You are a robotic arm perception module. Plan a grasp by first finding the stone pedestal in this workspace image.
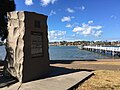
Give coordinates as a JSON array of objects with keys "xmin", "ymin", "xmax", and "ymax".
[{"xmin": 6, "ymin": 11, "xmax": 49, "ymax": 82}]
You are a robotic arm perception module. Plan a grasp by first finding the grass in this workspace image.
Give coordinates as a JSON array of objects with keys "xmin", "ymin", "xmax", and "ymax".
[
  {"xmin": 77, "ymin": 70, "xmax": 120, "ymax": 90},
  {"xmin": 77, "ymin": 62, "xmax": 120, "ymax": 65}
]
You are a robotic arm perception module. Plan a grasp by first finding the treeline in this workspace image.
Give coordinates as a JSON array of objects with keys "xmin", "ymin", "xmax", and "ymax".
[{"xmin": 49, "ymin": 41, "xmax": 120, "ymax": 46}]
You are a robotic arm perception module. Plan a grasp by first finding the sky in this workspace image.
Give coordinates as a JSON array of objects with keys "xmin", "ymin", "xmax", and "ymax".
[{"xmin": 14, "ymin": 0, "xmax": 120, "ymax": 42}]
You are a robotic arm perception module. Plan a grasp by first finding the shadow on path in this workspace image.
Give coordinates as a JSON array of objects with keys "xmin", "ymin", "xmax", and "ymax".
[
  {"xmin": 0, "ymin": 65, "xmax": 92, "ymax": 88},
  {"xmin": 48, "ymin": 66, "xmax": 89, "ymax": 77},
  {"xmin": 50, "ymin": 60, "xmax": 97, "ymax": 64},
  {"xmin": 0, "ymin": 66, "xmax": 18, "ymax": 88}
]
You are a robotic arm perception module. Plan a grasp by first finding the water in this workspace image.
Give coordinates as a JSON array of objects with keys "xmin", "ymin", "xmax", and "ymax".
[
  {"xmin": 0, "ymin": 46, "xmax": 119, "ymax": 61},
  {"xmin": 49, "ymin": 46, "xmax": 116, "ymax": 60},
  {"xmin": 0, "ymin": 46, "xmax": 6, "ymax": 60}
]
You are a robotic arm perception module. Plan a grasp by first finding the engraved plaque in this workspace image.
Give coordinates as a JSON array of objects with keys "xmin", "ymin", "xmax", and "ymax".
[{"xmin": 31, "ymin": 31, "xmax": 43, "ymax": 57}]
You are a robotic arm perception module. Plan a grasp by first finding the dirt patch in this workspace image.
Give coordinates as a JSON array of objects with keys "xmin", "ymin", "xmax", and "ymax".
[{"xmin": 51, "ymin": 60, "xmax": 120, "ymax": 71}]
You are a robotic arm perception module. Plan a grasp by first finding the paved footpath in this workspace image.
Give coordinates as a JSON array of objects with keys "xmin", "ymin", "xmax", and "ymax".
[{"xmin": 1, "ymin": 71, "xmax": 93, "ymax": 90}]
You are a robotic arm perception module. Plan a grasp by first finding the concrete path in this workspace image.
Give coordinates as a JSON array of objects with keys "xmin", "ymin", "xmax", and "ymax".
[{"xmin": 1, "ymin": 71, "xmax": 93, "ymax": 90}]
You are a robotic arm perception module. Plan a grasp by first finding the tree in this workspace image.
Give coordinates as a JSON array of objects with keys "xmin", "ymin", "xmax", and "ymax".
[
  {"xmin": 0, "ymin": 0, "xmax": 16, "ymax": 76},
  {"xmin": 0, "ymin": 0, "xmax": 16, "ymax": 41}
]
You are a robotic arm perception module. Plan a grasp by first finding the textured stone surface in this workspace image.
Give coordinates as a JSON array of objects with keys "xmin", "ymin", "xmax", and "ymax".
[
  {"xmin": 6, "ymin": 11, "xmax": 49, "ymax": 82},
  {"xmin": 8, "ymin": 11, "xmax": 18, "ymax": 19},
  {"xmin": 6, "ymin": 11, "xmax": 25, "ymax": 82}
]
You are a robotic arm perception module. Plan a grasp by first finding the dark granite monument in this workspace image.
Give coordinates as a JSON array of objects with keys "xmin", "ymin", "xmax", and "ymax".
[{"xmin": 6, "ymin": 11, "xmax": 49, "ymax": 82}]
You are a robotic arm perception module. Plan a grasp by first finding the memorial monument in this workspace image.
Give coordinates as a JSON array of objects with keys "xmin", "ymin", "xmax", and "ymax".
[{"xmin": 5, "ymin": 11, "xmax": 49, "ymax": 82}]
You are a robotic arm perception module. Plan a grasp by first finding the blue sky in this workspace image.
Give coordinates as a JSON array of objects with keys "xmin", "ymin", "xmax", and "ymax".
[{"xmin": 15, "ymin": 0, "xmax": 120, "ymax": 42}]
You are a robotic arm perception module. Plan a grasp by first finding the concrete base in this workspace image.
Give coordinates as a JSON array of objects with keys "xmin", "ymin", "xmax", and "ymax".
[{"xmin": 1, "ymin": 70, "xmax": 93, "ymax": 90}]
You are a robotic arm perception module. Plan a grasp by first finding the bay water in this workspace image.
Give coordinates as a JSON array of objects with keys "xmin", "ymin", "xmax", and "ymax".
[
  {"xmin": 0, "ymin": 46, "xmax": 6, "ymax": 60},
  {"xmin": 0, "ymin": 46, "xmax": 119, "ymax": 61},
  {"xmin": 49, "ymin": 46, "xmax": 117, "ymax": 60}
]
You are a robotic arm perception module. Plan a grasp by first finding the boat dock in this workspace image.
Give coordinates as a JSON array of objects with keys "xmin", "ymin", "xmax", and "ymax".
[{"xmin": 78, "ymin": 46, "xmax": 120, "ymax": 57}]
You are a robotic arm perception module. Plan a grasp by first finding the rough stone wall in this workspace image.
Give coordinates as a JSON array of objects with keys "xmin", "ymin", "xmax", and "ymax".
[{"xmin": 6, "ymin": 11, "xmax": 25, "ymax": 82}]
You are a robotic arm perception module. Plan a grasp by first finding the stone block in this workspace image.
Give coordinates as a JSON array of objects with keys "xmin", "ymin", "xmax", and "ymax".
[{"xmin": 6, "ymin": 11, "xmax": 49, "ymax": 83}]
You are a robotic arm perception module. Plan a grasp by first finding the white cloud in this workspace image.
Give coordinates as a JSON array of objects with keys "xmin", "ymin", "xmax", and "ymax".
[
  {"xmin": 66, "ymin": 23, "xmax": 79, "ymax": 28},
  {"xmin": 94, "ymin": 30, "xmax": 102, "ymax": 37},
  {"xmin": 61, "ymin": 16, "xmax": 71, "ymax": 22},
  {"xmin": 88, "ymin": 20, "xmax": 93, "ymax": 24},
  {"xmin": 66, "ymin": 24, "xmax": 73, "ymax": 28},
  {"xmin": 40, "ymin": 0, "xmax": 57, "ymax": 6},
  {"xmin": 49, "ymin": 10, "xmax": 56, "ymax": 16},
  {"xmin": 61, "ymin": 16, "xmax": 74, "ymax": 22},
  {"xmin": 73, "ymin": 20, "xmax": 103, "ymax": 37},
  {"xmin": 25, "ymin": 0, "xmax": 33, "ymax": 6},
  {"xmin": 67, "ymin": 8, "xmax": 75, "ymax": 13},
  {"xmin": 48, "ymin": 30, "xmax": 66, "ymax": 41},
  {"xmin": 73, "ymin": 26, "xmax": 84, "ymax": 32}
]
